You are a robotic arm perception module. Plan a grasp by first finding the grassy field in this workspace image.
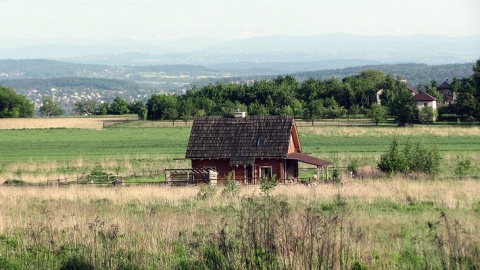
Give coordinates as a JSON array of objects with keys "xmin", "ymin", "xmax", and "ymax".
[
  {"xmin": 1, "ymin": 120, "xmax": 479, "ymax": 183},
  {"xmin": 0, "ymin": 180, "xmax": 479, "ymax": 269},
  {"xmin": 0, "ymin": 118, "xmax": 479, "ymax": 269}
]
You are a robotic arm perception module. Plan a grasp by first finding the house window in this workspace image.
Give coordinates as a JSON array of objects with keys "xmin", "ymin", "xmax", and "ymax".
[
  {"xmin": 424, "ymin": 103, "xmax": 428, "ymax": 107},
  {"xmin": 257, "ymin": 137, "xmax": 266, "ymax": 146},
  {"xmin": 259, "ymin": 166, "xmax": 272, "ymax": 180}
]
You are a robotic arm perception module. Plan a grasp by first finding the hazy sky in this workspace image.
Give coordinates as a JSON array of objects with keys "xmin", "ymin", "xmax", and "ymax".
[{"xmin": 2, "ymin": 0, "xmax": 480, "ymax": 42}]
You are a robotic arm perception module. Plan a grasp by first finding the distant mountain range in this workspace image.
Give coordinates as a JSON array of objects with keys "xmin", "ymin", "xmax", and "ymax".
[{"xmin": 1, "ymin": 34, "xmax": 479, "ymax": 71}]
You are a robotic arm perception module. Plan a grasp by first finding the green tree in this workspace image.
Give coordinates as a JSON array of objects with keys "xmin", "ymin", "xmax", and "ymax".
[
  {"xmin": 366, "ymin": 104, "xmax": 387, "ymax": 125},
  {"xmin": 377, "ymin": 138, "xmax": 406, "ymax": 175},
  {"xmin": 418, "ymin": 106, "xmax": 436, "ymax": 124},
  {"xmin": 452, "ymin": 71, "xmax": 479, "ymax": 118},
  {"xmin": 179, "ymin": 98, "xmax": 196, "ymax": 124},
  {"xmin": 146, "ymin": 94, "xmax": 178, "ymax": 120},
  {"xmin": 348, "ymin": 104, "xmax": 363, "ymax": 118},
  {"xmin": 303, "ymin": 99, "xmax": 325, "ymax": 125},
  {"xmin": 386, "ymin": 87, "xmax": 417, "ymax": 126},
  {"xmin": 379, "ymin": 138, "xmax": 441, "ymax": 176},
  {"xmin": 0, "ymin": 86, "xmax": 34, "ymax": 118},
  {"xmin": 472, "ymin": 59, "xmax": 480, "ymax": 117},
  {"xmin": 164, "ymin": 107, "xmax": 179, "ymax": 126},
  {"xmin": 248, "ymin": 101, "xmax": 269, "ymax": 116},
  {"xmin": 138, "ymin": 107, "xmax": 148, "ymax": 121},
  {"xmin": 39, "ymin": 96, "xmax": 64, "ymax": 117},
  {"xmin": 72, "ymin": 99, "xmax": 99, "ymax": 115},
  {"xmin": 109, "ymin": 96, "xmax": 130, "ymax": 115},
  {"xmin": 455, "ymin": 92, "xmax": 477, "ymax": 118},
  {"xmin": 128, "ymin": 100, "xmax": 145, "ymax": 115}
]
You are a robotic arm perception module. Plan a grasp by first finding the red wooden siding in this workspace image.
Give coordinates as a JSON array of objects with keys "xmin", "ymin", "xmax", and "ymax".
[{"xmin": 191, "ymin": 158, "xmax": 299, "ymax": 184}]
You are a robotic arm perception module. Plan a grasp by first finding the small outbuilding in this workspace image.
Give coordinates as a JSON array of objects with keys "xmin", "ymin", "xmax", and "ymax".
[{"xmin": 185, "ymin": 114, "xmax": 331, "ymax": 185}]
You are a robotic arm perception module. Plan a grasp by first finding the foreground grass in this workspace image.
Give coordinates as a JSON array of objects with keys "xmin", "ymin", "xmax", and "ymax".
[{"xmin": 1, "ymin": 179, "xmax": 479, "ymax": 269}]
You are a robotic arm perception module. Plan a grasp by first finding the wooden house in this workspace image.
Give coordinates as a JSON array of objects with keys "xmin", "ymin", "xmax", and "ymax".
[{"xmin": 185, "ymin": 114, "xmax": 331, "ymax": 185}]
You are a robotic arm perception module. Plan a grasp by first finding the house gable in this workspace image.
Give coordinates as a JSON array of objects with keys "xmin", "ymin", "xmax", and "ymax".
[{"xmin": 288, "ymin": 122, "xmax": 301, "ymax": 153}]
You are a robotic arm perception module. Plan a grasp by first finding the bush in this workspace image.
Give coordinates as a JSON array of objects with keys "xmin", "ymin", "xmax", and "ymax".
[
  {"xmin": 378, "ymin": 138, "xmax": 441, "ymax": 176},
  {"xmin": 454, "ymin": 155, "xmax": 472, "ymax": 176},
  {"xmin": 89, "ymin": 165, "xmax": 110, "ymax": 182},
  {"xmin": 377, "ymin": 138, "xmax": 407, "ymax": 175},
  {"xmin": 3, "ymin": 179, "xmax": 30, "ymax": 186},
  {"xmin": 197, "ymin": 184, "xmax": 217, "ymax": 200},
  {"xmin": 221, "ymin": 173, "xmax": 240, "ymax": 198},
  {"xmin": 347, "ymin": 159, "xmax": 359, "ymax": 176},
  {"xmin": 60, "ymin": 256, "xmax": 94, "ymax": 270},
  {"xmin": 260, "ymin": 175, "xmax": 278, "ymax": 196}
]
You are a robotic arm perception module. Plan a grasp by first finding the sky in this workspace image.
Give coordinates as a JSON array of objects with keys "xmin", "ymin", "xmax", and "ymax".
[{"xmin": 1, "ymin": 0, "xmax": 480, "ymax": 43}]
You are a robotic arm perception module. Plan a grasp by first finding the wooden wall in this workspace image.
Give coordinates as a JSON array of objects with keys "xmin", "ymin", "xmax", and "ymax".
[{"xmin": 192, "ymin": 158, "xmax": 299, "ymax": 185}]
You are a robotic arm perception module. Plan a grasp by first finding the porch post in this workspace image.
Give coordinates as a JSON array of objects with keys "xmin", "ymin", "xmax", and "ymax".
[{"xmin": 244, "ymin": 166, "xmax": 246, "ymax": 184}]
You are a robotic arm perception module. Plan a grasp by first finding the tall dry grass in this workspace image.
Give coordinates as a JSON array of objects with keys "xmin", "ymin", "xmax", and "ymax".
[
  {"xmin": 302, "ymin": 125, "xmax": 480, "ymax": 137},
  {"xmin": 0, "ymin": 155, "xmax": 190, "ymax": 183},
  {"xmin": 1, "ymin": 180, "xmax": 479, "ymax": 269}
]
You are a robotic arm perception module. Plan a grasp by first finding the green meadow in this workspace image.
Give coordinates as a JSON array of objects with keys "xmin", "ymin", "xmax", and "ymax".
[
  {"xmin": 0, "ymin": 121, "xmax": 479, "ymax": 269},
  {"xmin": 1, "ymin": 123, "xmax": 479, "ymax": 183},
  {"xmin": 1, "ymin": 125, "xmax": 479, "ymax": 162}
]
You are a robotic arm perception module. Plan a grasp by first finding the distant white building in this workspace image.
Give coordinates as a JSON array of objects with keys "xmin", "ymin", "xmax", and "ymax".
[{"xmin": 414, "ymin": 92, "xmax": 437, "ymax": 110}]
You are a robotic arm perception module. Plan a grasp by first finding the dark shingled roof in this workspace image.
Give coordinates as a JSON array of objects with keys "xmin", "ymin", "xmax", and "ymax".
[
  {"xmin": 186, "ymin": 115, "xmax": 295, "ymax": 166},
  {"xmin": 438, "ymin": 80, "xmax": 452, "ymax": 90}
]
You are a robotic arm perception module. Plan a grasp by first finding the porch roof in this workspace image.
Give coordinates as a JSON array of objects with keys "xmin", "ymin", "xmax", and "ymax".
[{"xmin": 287, "ymin": 152, "xmax": 332, "ymax": 167}]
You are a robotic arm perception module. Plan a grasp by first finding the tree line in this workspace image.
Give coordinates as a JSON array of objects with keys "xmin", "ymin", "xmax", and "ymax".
[{"xmin": 2, "ymin": 59, "xmax": 479, "ymax": 124}]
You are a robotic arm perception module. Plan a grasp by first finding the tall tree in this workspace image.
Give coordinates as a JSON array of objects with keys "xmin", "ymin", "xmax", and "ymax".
[
  {"xmin": 72, "ymin": 99, "xmax": 100, "ymax": 115},
  {"xmin": 453, "ymin": 77, "xmax": 478, "ymax": 118},
  {"xmin": 366, "ymin": 104, "xmax": 388, "ymax": 125},
  {"xmin": 39, "ymin": 96, "xmax": 64, "ymax": 117},
  {"xmin": 109, "ymin": 96, "xmax": 130, "ymax": 115},
  {"xmin": 419, "ymin": 106, "xmax": 436, "ymax": 124},
  {"xmin": 0, "ymin": 86, "xmax": 34, "ymax": 118},
  {"xmin": 381, "ymin": 80, "xmax": 417, "ymax": 126},
  {"xmin": 472, "ymin": 59, "xmax": 480, "ymax": 117},
  {"xmin": 303, "ymin": 99, "xmax": 325, "ymax": 126},
  {"xmin": 146, "ymin": 94, "xmax": 178, "ymax": 120}
]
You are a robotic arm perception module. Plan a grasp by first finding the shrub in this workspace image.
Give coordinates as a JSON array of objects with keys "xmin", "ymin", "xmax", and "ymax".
[
  {"xmin": 454, "ymin": 155, "xmax": 472, "ymax": 176},
  {"xmin": 3, "ymin": 179, "xmax": 30, "ymax": 186},
  {"xmin": 196, "ymin": 184, "xmax": 217, "ymax": 200},
  {"xmin": 221, "ymin": 173, "xmax": 240, "ymax": 198},
  {"xmin": 378, "ymin": 138, "xmax": 441, "ymax": 177},
  {"xmin": 60, "ymin": 256, "xmax": 94, "ymax": 270},
  {"xmin": 260, "ymin": 174, "xmax": 278, "ymax": 196},
  {"xmin": 347, "ymin": 158, "xmax": 359, "ymax": 176},
  {"xmin": 377, "ymin": 138, "xmax": 406, "ymax": 175},
  {"xmin": 90, "ymin": 165, "xmax": 110, "ymax": 182}
]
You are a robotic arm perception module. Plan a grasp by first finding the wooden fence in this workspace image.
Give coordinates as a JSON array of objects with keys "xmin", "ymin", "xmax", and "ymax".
[{"xmin": 38, "ymin": 166, "xmax": 364, "ymax": 187}]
